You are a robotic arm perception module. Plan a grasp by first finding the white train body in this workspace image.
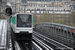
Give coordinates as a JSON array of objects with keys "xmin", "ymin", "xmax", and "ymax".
[
  {"xmin": 11, "ymin": 21, "xmax": 33, "ymax": 33},
  {"xmin": 10, "ymin": 13, "xmax": 33, "ymax": 40}
]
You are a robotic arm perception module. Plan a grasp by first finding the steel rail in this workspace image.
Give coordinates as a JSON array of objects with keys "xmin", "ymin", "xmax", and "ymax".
[
  {"xmin": 33, "ymin": 31, "xmax": 73, "ymax": 50},
  {"xmin": 33, "ymin": 36, "xmax": 53, "ymax": 50}
]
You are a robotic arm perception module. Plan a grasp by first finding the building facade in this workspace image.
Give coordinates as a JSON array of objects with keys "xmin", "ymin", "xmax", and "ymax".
[
  {"xmin": 0, "ymin": 0, "xmax": 6, "ymax": 14},
  {"xmin": 70, "ymin": 0, "xmax": 75, "ymax": 12},
  {"xmin": 16, "ymin": 0, "xmax": 71, "ymax": 15}
]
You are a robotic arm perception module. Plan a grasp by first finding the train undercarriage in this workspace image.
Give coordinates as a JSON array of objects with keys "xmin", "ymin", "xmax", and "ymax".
[
  {"xmin": 14, "ymin": 32, "xmax": 32, "ymax": 41},
  {"xmin": 11, "ymin": 28, "xmax": 32, "ymax": 41}
]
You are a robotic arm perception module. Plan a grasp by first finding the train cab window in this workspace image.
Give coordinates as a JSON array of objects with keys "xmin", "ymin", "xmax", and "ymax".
[{"xmin": 17, "ymin": 14, "xmax": 32, "ymax": 27}]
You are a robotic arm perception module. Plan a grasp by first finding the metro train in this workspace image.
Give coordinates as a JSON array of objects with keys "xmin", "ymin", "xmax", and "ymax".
[{"xmin": 11, "ymin": 13, "xmax": 33, "ymax": 40}]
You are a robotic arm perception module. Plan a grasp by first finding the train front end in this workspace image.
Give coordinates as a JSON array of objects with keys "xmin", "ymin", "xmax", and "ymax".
[{"xmin": 12, "ymin": 13, "xmax": 33, "ymax": 41}]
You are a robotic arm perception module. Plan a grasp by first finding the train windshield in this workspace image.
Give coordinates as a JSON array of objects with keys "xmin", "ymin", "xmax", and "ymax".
[{"xmin": 17, "ymin": 14, "xmax": 32, "ymax": 27}]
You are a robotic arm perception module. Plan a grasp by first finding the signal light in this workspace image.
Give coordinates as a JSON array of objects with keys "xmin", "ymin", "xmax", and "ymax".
[
  {"xmin": 72, "ymin": 30, "xmax": 75, "ymax": 33},
  {"xmin": 68, "ymin": 29, "xmax": 71, "ymax": 32}
]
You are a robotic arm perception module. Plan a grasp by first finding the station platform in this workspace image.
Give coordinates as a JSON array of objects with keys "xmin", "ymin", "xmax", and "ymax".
[{"xmin": 0, "ymin": 20, "xmax": 7, "ymax": 50}]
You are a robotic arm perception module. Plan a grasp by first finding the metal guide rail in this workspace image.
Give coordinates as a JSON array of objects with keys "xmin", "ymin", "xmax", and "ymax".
[
  {"xmin": 0, "ymin": 20, "xmax": 7, "ymax": 50},
  {"xmin": 14, "ymin": 32, "xmax": 73, "ymax": 50},
  {"xmin": 33, "ymin": 36, "xmax": 54, "ymax": 50},
  {"xmin": 14, "ymin": 41, "xmax": 43, "ymax": 50},
  {"xmin": 35, "ymin": 23, "xmax": 75, "ymax": 49},
  {"xmin": 33, "ymin": 31, "xmax": 73, "ymax": 50}
]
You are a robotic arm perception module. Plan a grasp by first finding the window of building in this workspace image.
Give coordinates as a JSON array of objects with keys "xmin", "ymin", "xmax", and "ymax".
[
  {"xmin": 56, "ymin": 0, "xmax": 62, "ymax": 1},
  {"xmin": 48, "ymin": 11, "xmax": 49, "ymax": 13},
  {"xmin": 51, "ymin": 0, "xmax": 55, "ymax": 2},
  {"xmin": 30, "ymin": 11, "xmax": 32, "ymax": 13},
  {"xmin": 37, "ymin": 9, "xmax": 40, "ymax": 11},
  {"xmin": 40, "ymin": 11, "xmax": 41, "ymax": 13},
  {"xmin": 34, "ymin": 11, "xmax": 36, "ymax": 13}
]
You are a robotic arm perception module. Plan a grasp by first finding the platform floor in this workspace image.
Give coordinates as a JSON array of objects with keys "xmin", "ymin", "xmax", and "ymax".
[{"xmin": 0, "ymin": 20, "xmax": 7, "ymax": 49}]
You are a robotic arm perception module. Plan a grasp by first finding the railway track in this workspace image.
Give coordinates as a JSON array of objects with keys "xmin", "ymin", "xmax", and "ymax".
[
  {"xmin": 33, "ymin": 31, "xmax": 73, "ymax": 50},
  {"xmin": 13, "ymin": 30, "xmax": 74, "ymax": 50},
  {"xmin": 33, "ymin": 36, "xmax": 54, "ymax": 50},
  {"xmin": 14, "ymin": 31, "xmax": 73, "ymax": 50},
  {"xmin": 14, "ymin": 40, "xmax": 43, "ymax": 50}
]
